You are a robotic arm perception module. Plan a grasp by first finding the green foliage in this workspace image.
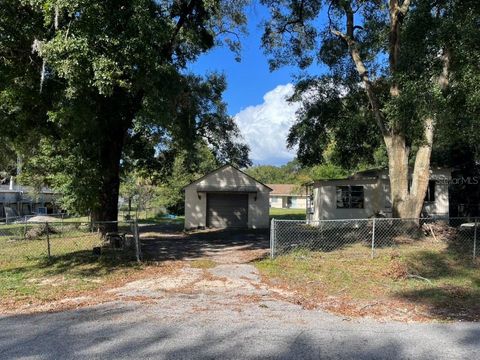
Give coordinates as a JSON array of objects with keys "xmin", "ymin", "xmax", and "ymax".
[
  {"xmin": 430, "ymin": 1, "xmax": 480, "ymax": 166},
  {"xmin": 156, "ymin": 143, "xmax": 219, "ymax": 214},
  {"xmin": 0, "ymin": 144, "xmax": 17, "ymax": 184},
  {"xmin": 261, "ymin": 0, "xmax": 480, "ymax": 169},
  {"xmin": 245, "ymin": 160, "xmax": 302, "ymax": 184},
  {"xmin": 246, "ymin": 159, "xmax": 350, "ymax": 185},
  {"xmin": 308, "ymin": 163, "xmax": 348, "ymax": 181},
  {"xmin": 287, "ymin": 78, "xmax": 381, "ymax": 168},
  {"xmin": 119, "ymin": 174, "xmax": 157, "ymax": 216},
  {"xmin": 1, "ymin": 0, "xmax": 251, "ymax": 219}
]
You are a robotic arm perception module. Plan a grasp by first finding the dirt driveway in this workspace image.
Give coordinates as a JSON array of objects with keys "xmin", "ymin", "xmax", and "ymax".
[
  {"xmin": 106, "ymin": 225, "xmax": 294, "ymax": 312},
  {"xmin": 139, "ymin": 224, "xmax": 270, "ymax": 263}
]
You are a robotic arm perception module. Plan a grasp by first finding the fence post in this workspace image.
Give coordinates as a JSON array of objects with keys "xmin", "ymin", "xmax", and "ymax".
[
  {"xmin": 270, "ymin": 218, "xmax": 275, "ymax": 259},
  {"xmin": 134, "ymin": 220, "xmax": 141, "ymax": 262},
  {"xmin": 23, "ymin": 216, "xmax": 27, "ymax": 241},
  {"xmin": 371, "ymin": 218, "xmax": 376, "ymax": 259},
  {"xmin": 474, "ymin": 218, "xmax": 478, "ymax": 261},
  {"xmin": 46, "ymin": 222, "xmax": 51, "ymax": 259}
]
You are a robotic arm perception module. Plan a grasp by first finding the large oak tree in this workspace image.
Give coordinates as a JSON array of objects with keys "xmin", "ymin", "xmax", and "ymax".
[
  {"xmin": 1, "ymin": 0, "xmax": 250, "ymax": 222},
  {"xmin": 262, "ymin": 0, "xmax": 479, "ymax": 218}
]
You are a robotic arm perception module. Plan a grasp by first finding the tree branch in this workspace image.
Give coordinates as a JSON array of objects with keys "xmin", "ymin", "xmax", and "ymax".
[
  {"xmin": 399, "ymin": 0, "xmax": 412, "ymax": 15},
  {"xmin": 330, "ymin": 2, "xmax": 388, "ymax": 137},
  {"xmin": 164, "ymin": 0, "xmax": 199, "ymax": 58},
  {"xmin": 279, "ymin": 0, "xmax": 306, "ymax": 33},
  {"xmin": 389, "ymin": 0, "xmax": 412, "ymax": 79}
]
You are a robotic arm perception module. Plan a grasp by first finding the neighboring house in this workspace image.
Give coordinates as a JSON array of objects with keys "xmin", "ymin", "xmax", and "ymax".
[
  {"xmin": 307, "ymin": 168, "xmax": 451, "ymax": 221},
  {"xmin": 267, "ymin": 184, "xmax": 307, "ymax": 209},
  {"xmin": 0, "ymin": 178, "xmax": 61, "ymax": 219},
  {"xmin": 184, "ymin": 164, "xmax": 272, "ymax": 230}
]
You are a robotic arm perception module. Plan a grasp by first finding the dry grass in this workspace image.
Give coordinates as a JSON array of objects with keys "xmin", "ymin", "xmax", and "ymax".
[
  {"xmin": 0, "ymin": 224, "xmax": 150, "ymax": 311},
  {"xmin": 189, "ymin": 259, "xmax": 217, "ymax": 269},
  {"xmin": 256, "ymin": 239, "xmax": 480, "ymax": 321}
]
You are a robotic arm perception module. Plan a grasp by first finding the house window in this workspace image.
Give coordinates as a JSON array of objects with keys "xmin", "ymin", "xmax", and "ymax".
[
  {"xmin": 286, "ymin": 197, "xmax": 292, "ymax": 208},
  {"xmin": 425, "ymin": 180, "xmax": 436, "ymax": 202},
  {"xmin": 336, "ymin": 186, "xmax": 364, "ymax": 209}
]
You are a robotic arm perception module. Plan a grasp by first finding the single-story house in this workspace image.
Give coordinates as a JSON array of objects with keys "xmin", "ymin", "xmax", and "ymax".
[
  {"xmin": 307, "ymin": 168, "xmax": 451, "ymax": 221},
  {"xmin": 267, "ymin": 184, "xmax": 307, "ymax": 209},
  {"xmin": 184, "ymin": 164, "xmax": 272, "ymax": 230},
  {"xmin": 0, "ymin": 177, "xmax": 61, "ymax": 219}
]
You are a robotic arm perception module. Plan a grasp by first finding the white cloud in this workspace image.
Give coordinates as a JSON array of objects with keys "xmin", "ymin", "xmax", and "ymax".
[{"xmin": 234, "ymin": 84, "xmax": 300, "ymax": 165}]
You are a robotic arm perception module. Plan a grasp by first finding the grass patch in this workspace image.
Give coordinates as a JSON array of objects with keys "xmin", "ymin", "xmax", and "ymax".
[
  {"xmin": 136, "ymin": 215, "xmax": 185, "ymax": 225},
  {"xmin": 189, "ymin": 259, "xmax": 217, "ymax": 269},
  {"xmin": 0, "ymin": 226, "xmax": 144, "ymax": 307},
  {"xmin": 256, "ymin": 241, "xmax": 480, "ymax": 321},
  {"xmin": 270, "ymin": 208, "xmax": 306, "ymax": 220}
]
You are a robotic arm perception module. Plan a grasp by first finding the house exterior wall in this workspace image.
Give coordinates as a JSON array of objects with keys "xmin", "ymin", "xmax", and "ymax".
[
  {"xmin": 313, "ymin": 179, "xmax": 379, "ymax": 220},
  {"xmin": 269, "ymin": 196, "xmax": 283, "ymax": 208},
  {"xmin": 269, "ymin": 195, "xmax": 307, "ymax": 209},
  {"xmin": 289, "ymin": 196, "xmax": 307, "ymax": 209},
  {"xmin": 184, "ymin": 186, "xmax": 208, "ymax": 229},
  {"xmin": 184, "ymin": 166, "xmax": 271, "ymax": 230},
  {"xmin": 248, "ymin": 190, "xmax": 270, "ymax": 228},
  {"xmin": 0, "ymin": 185, "xmax": 58, "ymax": 218},
  {"xmin": 310, "ymin": 169, "xmax": 451, "ymax": 221}
]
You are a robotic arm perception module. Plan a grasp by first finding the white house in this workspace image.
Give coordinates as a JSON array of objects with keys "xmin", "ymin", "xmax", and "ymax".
[
  {"xmin": 184, "ymin": 165, "xmax": 272, "ymax": 230},
  {"xmin": 0, "ymin": 178, "xmax": 60, "ymax": 219},
  {"xmin": 267, "ymin": 184, "xmax": 307, "ymax": 209},
  {"xmin": 307, "ymin": 168, "xmax": 451, "ymax": 221}
]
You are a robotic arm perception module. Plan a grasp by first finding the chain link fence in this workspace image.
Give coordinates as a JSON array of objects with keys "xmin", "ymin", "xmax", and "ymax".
[
  {"xmin": 0, "ymin": 213, "xmax": 68, "ymax": 225},
  {"xmin": 0, "ymin": 220, "xmax": 142, "ymax": 269},
  {"xmin": 271, "ymin": 217, "xmax": 479, "ymax": 260}
]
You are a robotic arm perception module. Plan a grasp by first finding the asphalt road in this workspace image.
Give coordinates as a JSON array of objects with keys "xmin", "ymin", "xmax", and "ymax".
[{"xmin": 1, "ymin": 299, "xmax": 479, "ymax": 360}]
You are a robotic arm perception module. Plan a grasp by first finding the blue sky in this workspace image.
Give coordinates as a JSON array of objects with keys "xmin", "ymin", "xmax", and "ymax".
[
  {"xmin": 189, "ymin": 4, "xmax": 327, "ymax": 166},
  {"xmin": 190, "ymin": 4, "xmax": 298, "ymax": 115}
]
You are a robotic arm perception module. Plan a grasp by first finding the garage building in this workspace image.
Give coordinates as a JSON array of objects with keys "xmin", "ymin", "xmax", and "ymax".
[{"xmin": 184, "ymin": 165, "xmax": 272, "ymax": 230}]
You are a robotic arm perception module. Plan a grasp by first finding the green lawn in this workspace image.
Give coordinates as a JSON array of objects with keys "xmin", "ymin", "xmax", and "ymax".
[
  {"xmin": 270, "ymin": 207, "xmax": 306, "ymax": 220},
  {"xmin": 136, "ymin": 215, "xmax": 185, "ymax": 225}
]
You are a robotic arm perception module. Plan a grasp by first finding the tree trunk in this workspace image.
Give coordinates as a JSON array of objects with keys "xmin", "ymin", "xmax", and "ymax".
[
  {"xmin": 91, "ymin": 134, "xmax": 124, "ymax": 233},
  {"xmin": 385, "ymin": 134, "xmax": 410, "ymax": 218},
  {"xmin": 332, "ymin": 1, "xmax": 446, "ymax": 220},
  {"xmin": 386, "ymin": 117, "xmax": 434, "ymax": 219},
  {"xmin": 90, "ymin": 88, "xmax": 141, "ymax": 233}
]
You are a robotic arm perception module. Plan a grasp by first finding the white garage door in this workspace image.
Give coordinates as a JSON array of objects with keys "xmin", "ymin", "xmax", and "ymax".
[{"xmin": 207, "ymin": 193, "xmax": 248, "ymax": 228}]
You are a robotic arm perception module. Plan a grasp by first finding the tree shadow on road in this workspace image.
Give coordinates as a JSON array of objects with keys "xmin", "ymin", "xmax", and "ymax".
[{"xmin": 0, "ymin": 303, "xmax": 479, "ymax": 359}]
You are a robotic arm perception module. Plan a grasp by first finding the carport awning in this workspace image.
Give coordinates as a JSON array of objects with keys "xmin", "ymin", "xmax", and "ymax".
[{"xmin": 196, "ymin": 185, "xmax": 258, "ymax": 193}]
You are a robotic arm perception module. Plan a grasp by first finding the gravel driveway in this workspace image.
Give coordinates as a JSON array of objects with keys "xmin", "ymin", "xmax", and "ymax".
[{"xmin": 1, "ymin": 227, "xmax": 479, "ymax": 359}]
